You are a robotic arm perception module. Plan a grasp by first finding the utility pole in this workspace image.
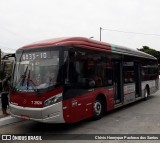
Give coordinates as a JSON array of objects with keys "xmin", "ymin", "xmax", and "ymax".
[{"xmin": 100, "ymin": 27, "xmax": 102, "ymax": 41}]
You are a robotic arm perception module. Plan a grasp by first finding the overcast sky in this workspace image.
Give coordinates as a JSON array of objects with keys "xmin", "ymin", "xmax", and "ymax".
[{"xmin": 1, "ymin": 0, "xmax": 160, "ymax": 53}]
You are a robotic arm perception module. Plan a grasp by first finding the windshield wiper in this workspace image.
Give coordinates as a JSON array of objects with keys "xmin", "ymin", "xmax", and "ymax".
[
  {"xmin": 21, "ymin": 66, "xmax": 28, "ymax": 86},
  {"xmin": 12, "ymin": 66, "xmax": 28, "ymax": 91},
  {"xmin": 26, "ymin": 69, "xmax": 30, "ymax": 90}
]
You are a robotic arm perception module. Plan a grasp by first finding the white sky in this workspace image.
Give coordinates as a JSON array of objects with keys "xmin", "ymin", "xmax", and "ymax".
[{"xmin": 1, "ymin": 0, "xmax": 160, "ymax": 53}]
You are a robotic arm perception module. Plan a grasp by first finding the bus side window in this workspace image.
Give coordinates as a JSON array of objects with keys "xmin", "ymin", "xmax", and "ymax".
[
  {"xmin": 64, "ymin": 50, "xmax": 79, "ymax": 85},
  {"xmin": 64, "ymin": 49, "xmax": 114, "ymax": 88},
  {"xmin": 123, "ymin": 62, "xmax": 135, "ymax": 84},
  {"xmin": 106, "ymin": 67, "xmax": 113, "ymax": 86}
]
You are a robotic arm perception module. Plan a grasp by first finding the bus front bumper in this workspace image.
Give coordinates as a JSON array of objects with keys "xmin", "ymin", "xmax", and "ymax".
[{"xmin": 9, "ymin": 102, "xmax": 65, "ymax": 123}]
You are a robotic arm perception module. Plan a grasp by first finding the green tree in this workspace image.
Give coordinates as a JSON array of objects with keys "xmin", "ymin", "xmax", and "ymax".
[{"xmin": 138, "ymin": 46, "xmax": 160, "ymax": 63}]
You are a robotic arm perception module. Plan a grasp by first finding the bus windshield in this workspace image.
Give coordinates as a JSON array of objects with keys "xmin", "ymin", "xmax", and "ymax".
[{"xmin": 13, "ymin": 48, "xmax": 60, "ymax": 92}]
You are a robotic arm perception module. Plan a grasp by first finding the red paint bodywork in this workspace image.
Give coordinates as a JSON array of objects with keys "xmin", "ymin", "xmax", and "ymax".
[
  {"xmin": 19, "ymin": 37, "xmax": 112, "ymax": 52},
  {"xmin": 63, "ymin": 88, "xmax": 114, "ymax": 123},
  {"xmin": 10, "ymin": 87, "xmax": 63, "ymax": 108}
]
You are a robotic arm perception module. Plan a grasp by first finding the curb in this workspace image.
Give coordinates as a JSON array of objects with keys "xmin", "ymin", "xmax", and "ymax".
[
  {"xmin": 0, "ymin": 115, "xmax": 23, "ymax": 127},
  {"xmin": 0, "ymin": 97, "xmax": 22, "ymax": 127},
  {"xmin": 0, "ymin": 97, "xmax": 23, "ymax": 127}
]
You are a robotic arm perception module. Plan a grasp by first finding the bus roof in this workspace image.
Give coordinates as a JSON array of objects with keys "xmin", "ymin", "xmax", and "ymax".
[{"xmin": 19, "ymin": 37, "xmax": 156, "ymax": 60}]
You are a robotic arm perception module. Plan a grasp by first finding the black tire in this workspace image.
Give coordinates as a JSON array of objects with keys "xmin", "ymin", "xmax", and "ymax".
[
  {"xmin": 93, "ymin": 97, "xmax": 104, "ymax": 120},
  {"xmin": 144, "ymin": 88, "xmax": 149, "ymax": 100}
]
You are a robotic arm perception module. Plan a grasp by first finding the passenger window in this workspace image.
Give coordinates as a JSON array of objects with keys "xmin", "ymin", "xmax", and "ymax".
[
  {"xmin": 63, "ymin": 49, "xmax": 113, "ymax": 88},
  {"xmin": 123, "ymin": 62, "xmax": 135, "ymax": 83}
]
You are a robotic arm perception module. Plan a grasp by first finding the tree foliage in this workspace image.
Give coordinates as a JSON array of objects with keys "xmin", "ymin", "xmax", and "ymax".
[{"xmin": 138, "ymin": 46, "xmax": 160, "ymax": 63}]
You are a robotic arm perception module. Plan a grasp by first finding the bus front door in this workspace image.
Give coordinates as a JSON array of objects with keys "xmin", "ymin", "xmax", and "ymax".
[{"xmin": 113, "ymin": 61, "xmax": 123, "ymax": 104}]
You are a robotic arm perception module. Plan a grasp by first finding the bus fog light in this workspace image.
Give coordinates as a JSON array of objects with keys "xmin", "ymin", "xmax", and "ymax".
[{"xmin": 44, "ymin": 93, "xmax": 62, "ymax": 107}]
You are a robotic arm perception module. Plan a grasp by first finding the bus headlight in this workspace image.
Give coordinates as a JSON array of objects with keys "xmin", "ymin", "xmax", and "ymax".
[{"xmin": 44, "ymin": 93, "xmax": 62, "ymax": 107}]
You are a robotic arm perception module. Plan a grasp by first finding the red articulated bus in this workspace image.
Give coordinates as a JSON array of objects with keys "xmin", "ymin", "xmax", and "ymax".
[{"xmin": 9, "ymin": 37, "xmax": 159, "ymax": 123}]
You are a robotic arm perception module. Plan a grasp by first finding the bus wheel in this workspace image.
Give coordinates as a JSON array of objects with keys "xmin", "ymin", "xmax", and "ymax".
[
  {"xmin": 93, "ymin": 97, "xmax": 104, "ymax": 120},
  {"xmin": 144, "ymin": 88, "xmax": 149, "ymax": 100}
]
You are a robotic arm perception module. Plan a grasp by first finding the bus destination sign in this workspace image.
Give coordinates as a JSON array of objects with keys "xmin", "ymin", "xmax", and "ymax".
[{"xmin": 22, "ymin": 52, "xmax": 50, "ymax": 61}]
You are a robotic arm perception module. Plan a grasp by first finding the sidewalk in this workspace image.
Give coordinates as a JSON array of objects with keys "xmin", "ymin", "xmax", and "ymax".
[
  {"xmin": 0, "ymin": 98, "xmax": 23, "ymax": 127},
  {"xmin": 0, "ymin": 109, "xmax": 7, "ymax": 118}
]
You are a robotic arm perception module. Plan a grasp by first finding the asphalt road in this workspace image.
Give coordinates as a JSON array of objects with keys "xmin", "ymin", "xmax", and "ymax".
[{"xmin": 1, "ymin": 90, "xmax": 160, "ymax": 143}]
